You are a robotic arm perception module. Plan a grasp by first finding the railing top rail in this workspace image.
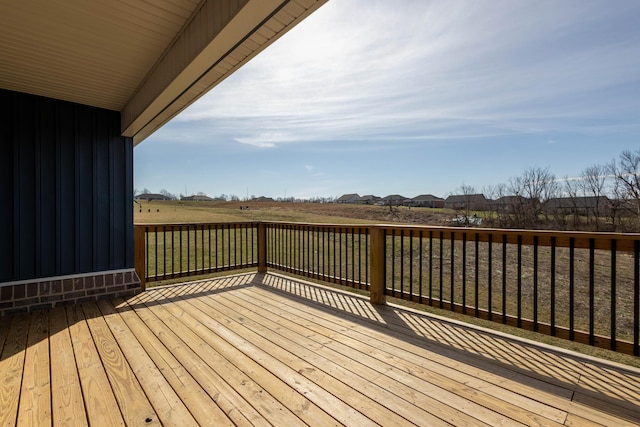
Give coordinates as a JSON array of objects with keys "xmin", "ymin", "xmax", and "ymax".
[
  {"xmin": 134, "ymin": 222, "xmax": 258, "ymax": 228},
  {"xmin": 375, "ymin": 224, "xmax": 640, "ymax": 251},
  {"xmin": 261, "ymin": 221, "xmax": 374, "ymax": 229},
  {"xmin": 135, "ymin": 221, "xmax": 640, "ymax": 251}
]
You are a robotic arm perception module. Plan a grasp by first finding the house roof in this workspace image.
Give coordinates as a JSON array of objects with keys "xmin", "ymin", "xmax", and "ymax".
[
  {"xmin": 445, "ymin": 194, "xmax": 487, "ymax": 203},
  {"xmin": 182, "ymin": 195, "xmax": 214, "ymax": 201},
  {"xmin": 412, "ymin": 194, "xmax": 444, "ymax": 201},
  {"xmin": 382, "ymin": 194, "xmax": 407, "ymax": 200},
  {"xmin": 0, "ymin": 0, "xmax": 328, "ymax": 144},
  {"xmin": 337, "ymin": 193, "xmax": 360, "ymax": 201},
  {"xmin": 136, "ymin": 193, "xmax": 169, "ymax": 200}
]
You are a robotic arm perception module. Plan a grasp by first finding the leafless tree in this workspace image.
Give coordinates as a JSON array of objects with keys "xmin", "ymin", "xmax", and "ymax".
[
  {"xmin": 563, "ymin": 176, "xmax": 582, "ymax": 230},
  {"xmin": 159, "ymin": 188, "xmax": 177, "ymax": 200},
  {"xmin": 459, "ymin": 183, "xmax": 477, "ymax": 224},
  {"xmin": 609, "ymin": 150, "xmax": 640, "ymax": 225},
  {"xmin": 579, "ymin": 164, "xmax": 607, "ymax": 230}
]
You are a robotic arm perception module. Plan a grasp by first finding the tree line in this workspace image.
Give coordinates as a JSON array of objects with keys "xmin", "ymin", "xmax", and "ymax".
[{"xmin": 467, "ymin": 148, "xmax": 640, "ymax": 232}]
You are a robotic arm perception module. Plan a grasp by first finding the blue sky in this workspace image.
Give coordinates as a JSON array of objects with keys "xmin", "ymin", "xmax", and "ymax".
[{"xmin": 134, "ymin": 0, "xmax": 640, "ymax": 200}]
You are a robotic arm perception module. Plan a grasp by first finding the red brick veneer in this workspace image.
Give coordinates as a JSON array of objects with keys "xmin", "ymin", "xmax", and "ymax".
[{"xmin": 0, "ymin": 270, "xmax": 142, "ymax": 316}]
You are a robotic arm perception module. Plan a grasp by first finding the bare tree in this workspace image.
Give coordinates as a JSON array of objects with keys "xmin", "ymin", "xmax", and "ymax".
[
  {"xmin": 159, "ymin": 188, "xmax": 177, "ymax": 200},
  {"xmin": 607, "ymin": 167, "xmax": 626, "ymax": 231},
  {"xmin": 563, "ymin": 176, "xmax": 582, "ymax": 230},
  {"xmin": 457, "ymin": 184, "xmax": 477, "ymax": 225},
  {"xmin": 521, "ymin": 166, "xmax": 558, "ymax": 227},
  {"xmin": 609, "ymin": 149, "xmax": 640, "ymax": 226},
  {"xmin": 580, "ymin": 164, "xmax": 607, "ymax": 230}
]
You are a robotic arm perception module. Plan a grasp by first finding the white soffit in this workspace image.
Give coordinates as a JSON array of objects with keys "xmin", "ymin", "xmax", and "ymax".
[
  {"xmin": 0, "ymin": 0, "xmax": 328, "ymax": 145},
  {"xmin": 0, "ymin": 0, "xmax": 201, "ymax": 112}
]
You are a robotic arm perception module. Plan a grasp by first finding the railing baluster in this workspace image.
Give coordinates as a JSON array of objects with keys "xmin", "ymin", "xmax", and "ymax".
[
  {"xmin": 488, "ymin": 233, "xmax": 493, "ymax": 321},
  {"xmin": 450, "ymin": 231, "xmax": 455, "ymax": 311},
  {"xmin": 533, "ymin": 235, "xmax": 538, "ymax": 331},
  {"xmin": 634, "ymin": 240, "xmax": 639, "ymax": 356},
  {"xmin": 154, "ymin": 226, "xmax": 158, "ymax": 278},
  {"xmin": 439, "ymin": 231, "xmax": 444, "ymax": 309},
  {"xmin": 475, "ymin": 233, "xmax": 479, "ymax": 317},
  {"xmin": 399, "ymin": 229, "xmax": 403, "ymax": 298},
  {"xmin": 390, "ymin": 229, "xmax": 395, "ymax": 295},
  {"xmin": 323, "ymin": 227, "xmax": 327, "ymax": 280},
  {"xmin": 351, "ymin": 228, "xmax": 355, "ymax": 285},
  {"xmin": 569, "ymin": 237, "xmax": 575, "ymax": 341},
  {"xmin": 409, "ymin": 230, "xmax": 414, "ymax": 300},
  {"xmin": 517, "ymin": 235, "xmax": 522, "ymax": 328},
  {"xmin": 171, "ymin": 226, "xmax": 175, "ymax": 278},
  {"xmin": 611, "ymin": 239, "xmax": 617, "ymax": 351},
  {"xmin": 589, "ymin": 238, "xmax": 595, "ymax": 346},
  {"xmin": 550, "ymin": 236, "xmax": 556, "ymax": 336},
  {"xmin": 429, "ymin": 231, "xmax": 433, "ymax": 306},
  {"xmin": 502, "ymin": 234, "xmax": 507, "ymax": 324},
  {"xmin": 146, "ymin": 227, "xmax": 150, "ymax": 280},
  {"xmin": 419, "ymin": 230, "xmax": 423, "ymax": 304},
  {"xmin": 365, "ymin": 231, "xmax": 369, "ymax": 287},
  {"xmin": 162, "ymin": 226, "xmax": 166, "ymax": 279},
  {"xmin": 462, "ymin": 232, "xmax": 467, "ymax": 314},
  {"xmin": 215, "ymin": 225, "xmax": 219, "ymax": 269},
  {"xmin": 332, "ymin": 227, "xmax": 336, "ymax": 281},
  {"xmin": 356, "ymin": 228, "xmax": 361, "ymax": 286},
  {"xmin": 234, "ymin": 224, "xmax": 238, "ymax": 267}
]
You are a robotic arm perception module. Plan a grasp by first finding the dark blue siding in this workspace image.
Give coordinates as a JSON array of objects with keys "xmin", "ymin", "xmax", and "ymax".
[{"xmin": 0, "ymin": 89, "xmax": 134, "ymax": 282}]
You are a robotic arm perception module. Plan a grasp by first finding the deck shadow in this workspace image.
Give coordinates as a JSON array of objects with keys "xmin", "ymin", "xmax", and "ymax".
[{"xmin": 256, "ymin": 272, "xmax": 640, "ymax": 424}]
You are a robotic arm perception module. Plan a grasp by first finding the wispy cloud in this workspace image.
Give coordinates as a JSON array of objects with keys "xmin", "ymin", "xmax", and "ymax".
[{"xmin": 175, "ymin": 0, "xmax": 640, "ymax": 152}]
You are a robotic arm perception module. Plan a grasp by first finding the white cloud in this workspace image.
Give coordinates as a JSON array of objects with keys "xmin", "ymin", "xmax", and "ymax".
[{"xmin": 172, "ymin": 0, "xmax": 640, "ymax": 148}]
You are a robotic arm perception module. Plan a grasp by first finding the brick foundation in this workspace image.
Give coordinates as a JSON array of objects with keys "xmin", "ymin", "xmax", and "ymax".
[{"xmin": 0, "ymin": 269, "xmax": 142, "ymax": 316}]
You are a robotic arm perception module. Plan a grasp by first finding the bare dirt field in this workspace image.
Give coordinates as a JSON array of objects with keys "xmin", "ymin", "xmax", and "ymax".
[{"xmin": 135, "ymin": 200, "xmax": 455, "ymax": 225}]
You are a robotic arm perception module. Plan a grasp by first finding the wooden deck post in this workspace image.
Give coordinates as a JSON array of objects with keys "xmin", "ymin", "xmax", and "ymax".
[
  {"xmin": 257, "ymin": 222, "xmax": 267, "ymax": 273},
  {"xmin": 369, "ymin": 226, "xmax": 386, "ymax": 305},
  {"xmin": 133, "ymin": 225, "xmax": 146, "ymax": 291}
]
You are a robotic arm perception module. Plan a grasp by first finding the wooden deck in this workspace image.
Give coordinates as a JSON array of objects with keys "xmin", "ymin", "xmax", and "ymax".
[{"xmin": 1, "ymin": 273, "xmax": 639, "ymax": 426}]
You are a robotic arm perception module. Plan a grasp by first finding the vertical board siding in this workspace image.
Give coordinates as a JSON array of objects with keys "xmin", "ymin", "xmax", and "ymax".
[
  {"xmin": 0, "ymin": 89, "xmax": 133, "ymax": 283},
  {"xmin": 0, "ymin": 92, "xmax": 13, "ymax": 279}
]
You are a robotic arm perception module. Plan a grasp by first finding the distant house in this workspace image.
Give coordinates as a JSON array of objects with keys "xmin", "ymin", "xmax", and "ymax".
[
  {"xmin": 382, "ymin": 194, "xmax": 407, "ymax": 206},
  {"xmin": 491, "ymin": 195, "xmax": 534, "ymax": 214},
  {"xmin": 407, "ymin": 194, "xmax": 445, "ymax": 208},
  {"xmin": 181, "ymin": 194, "xmax": 215, "ymax": 202},
  {"xmin": 444, "ymin": 194, "xmax": 488, "ymax": 211},
  {"xmin": 135, "ymin": 193, "xmax": 170, "ymax": 202},
  {"xmin": 545, "ymin": 196, "xmax": 611, "ymax": 216},
  {"xmin": 356, "ymin": 195, "xmax": 381, "ymax": 205},
  {"xmin": 251, "ymin": 196, "xmax": 275, "ymax": 202},
  {"xmin": 337, "ymin": 193, "xmax": 360, "ymax": 204}
]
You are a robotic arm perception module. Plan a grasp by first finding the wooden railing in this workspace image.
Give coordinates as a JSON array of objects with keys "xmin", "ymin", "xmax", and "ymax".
[
  {"xmin": 134, "ymin": 223, "xmax": 258, "ymax": 287},
  {"xmin": 134, "ymin": 222, "xmax": 640, "ymax": 355}
]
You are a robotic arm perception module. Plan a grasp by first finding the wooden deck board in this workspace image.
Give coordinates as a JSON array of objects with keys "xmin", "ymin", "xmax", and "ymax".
[
  {"xmin": 239, "ymin": 285, "xmax": 566, "ymax": 426},
  {"xmin": 99, "ymin": 299, "xmax": 237, "ymax": 427},
  {"xmin": 1, "ymin": 272, "xmax": 640, "ymax": 426},
  {"xmin": 18, "ymin": 309, "xmax": 51, "ymax": 426},
  {"xmin": 65, "ymin": 304, "xmax": 126, "ymax": 426},
  {"xmin": 49, "ymin": 307, "xmax": 87, "ymax": 426},
  {"xmin": 0, "ymin": 313, "xmax": 29, "ymax": 427}
]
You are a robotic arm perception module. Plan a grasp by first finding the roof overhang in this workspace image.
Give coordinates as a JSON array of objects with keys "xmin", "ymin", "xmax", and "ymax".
[{"xmin": 0, "ymin": 0, "xmax": 327, "ymax": 145}]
